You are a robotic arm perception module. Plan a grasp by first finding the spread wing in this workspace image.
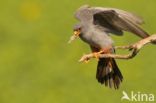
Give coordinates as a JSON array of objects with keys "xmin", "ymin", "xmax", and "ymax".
[{"xmin": 92, "ymin": 8, "xmax": 149, "ymax": 38}]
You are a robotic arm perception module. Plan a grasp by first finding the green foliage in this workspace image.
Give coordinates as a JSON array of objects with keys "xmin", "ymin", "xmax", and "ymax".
[{"xmin": 0, "ymin": 0, "xmax": 156, "ymax": 103}]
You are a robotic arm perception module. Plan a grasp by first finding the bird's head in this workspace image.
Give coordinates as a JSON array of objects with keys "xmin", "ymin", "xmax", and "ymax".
[
  {"xmin": 68, "ymin": 24, "xmax": 82, "ymax": 43},
  {"xmin": 75, "ymin": 5, "xmax": 91, "ymax": 21}
]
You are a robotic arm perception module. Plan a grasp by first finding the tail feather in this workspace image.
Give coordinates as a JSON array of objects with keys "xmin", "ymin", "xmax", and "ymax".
[{"xmin": 96, "ymin": 58, "xmax": 123, "ymax": 89}]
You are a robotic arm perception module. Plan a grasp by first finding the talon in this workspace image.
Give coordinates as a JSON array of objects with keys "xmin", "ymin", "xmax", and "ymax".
[
  {"xmin": 93, "ymin": 52, "xmax": 99, "ymax": 60},
  {"xmin": 93, "ymin": 50, "xmax": 104, "ymax": 60}
]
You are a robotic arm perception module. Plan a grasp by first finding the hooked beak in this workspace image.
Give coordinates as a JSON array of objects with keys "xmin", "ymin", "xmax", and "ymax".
[{"xmin": 68, "ymin": 30, "xmax": 81, "ymax": 43}]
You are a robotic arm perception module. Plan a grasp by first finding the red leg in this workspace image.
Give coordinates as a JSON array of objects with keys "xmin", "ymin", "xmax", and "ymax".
[{"xmin": 90, "ymin": 46, "xmax": 113, "ymax": 59}]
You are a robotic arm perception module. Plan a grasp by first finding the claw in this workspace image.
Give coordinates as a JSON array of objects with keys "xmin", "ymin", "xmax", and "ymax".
[
  {"xmin": 93, "ymin": 52, "xmax": 100, "ymax": 60},
  {"xmin": 93, "ymin": 50, "xmax": 104, "ymax": 60}
]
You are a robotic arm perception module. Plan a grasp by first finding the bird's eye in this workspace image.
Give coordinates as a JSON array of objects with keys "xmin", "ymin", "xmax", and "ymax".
[{"xmin": 74, "ymin": 28, "xmax": 81, "ymax": 31}]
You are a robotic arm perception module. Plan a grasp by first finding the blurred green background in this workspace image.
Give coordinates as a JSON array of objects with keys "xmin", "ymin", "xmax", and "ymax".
[{"xmin": 0, "ymin": 0, "xmax": 156, "ymax": 103}]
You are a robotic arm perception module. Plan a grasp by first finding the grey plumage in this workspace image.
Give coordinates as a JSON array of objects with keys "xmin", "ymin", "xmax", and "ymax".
[
  {"xmin": 75, "ymin": 5, "xmax": 149, "ymax": 39},
  {"xmin": 73, "ymin": 5, "xmax": 149, "ymax": 89}
]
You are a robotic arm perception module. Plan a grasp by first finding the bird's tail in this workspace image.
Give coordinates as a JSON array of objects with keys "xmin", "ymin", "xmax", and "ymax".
[{"xmin": 96, "ymin": 58, "xmax": 123, "ymax": 89}]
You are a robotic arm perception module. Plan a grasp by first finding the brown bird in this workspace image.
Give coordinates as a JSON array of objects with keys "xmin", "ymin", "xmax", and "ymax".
[{"xmin": 69, "ymin": 5, "xmax": 149, "ymax": 89}]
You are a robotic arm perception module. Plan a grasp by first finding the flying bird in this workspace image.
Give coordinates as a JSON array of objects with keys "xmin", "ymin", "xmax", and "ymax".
[{"xmin": 69, "ymin": 5, "xmax": 150, "ymax": 89}]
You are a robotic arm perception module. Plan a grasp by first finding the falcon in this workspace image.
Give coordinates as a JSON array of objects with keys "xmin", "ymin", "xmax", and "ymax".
[{"xmin": 69, "ymin": 5, "xmax": 149, "ymax": 89}]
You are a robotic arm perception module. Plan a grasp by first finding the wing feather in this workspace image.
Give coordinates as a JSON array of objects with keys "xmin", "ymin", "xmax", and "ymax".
[{"xmin": 92, "ymin": 8, "xmax": 149, "ymax": 38}]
